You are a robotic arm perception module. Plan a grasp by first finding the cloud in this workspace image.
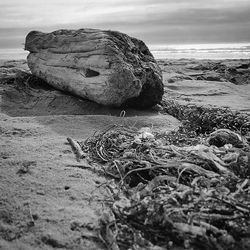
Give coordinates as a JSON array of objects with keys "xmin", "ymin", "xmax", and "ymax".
[{"xmin": 0, "ymin": 0, "xmax": 250, "ymax": 48}]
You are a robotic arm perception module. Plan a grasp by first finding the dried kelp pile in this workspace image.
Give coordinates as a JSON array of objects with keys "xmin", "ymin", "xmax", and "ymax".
[
  {"xmin": 161, "ymin": 99, "xmax": 250, "ymax": 135},
  {"xmin": 79, "ymin": 119, "xmax": 250, "ymax": 250}
]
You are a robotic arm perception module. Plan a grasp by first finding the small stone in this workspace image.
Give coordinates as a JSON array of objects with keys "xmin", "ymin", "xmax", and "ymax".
[
  {"xmin": 70, "ymin": 220, "xmax": 81, "ymax": 231},
  {"xmin": 27, "ymin": 220, "xmax": 35, "ymax": 227},
  {"xmin": 184, "ymin": 239, "xmax": 190, "ymax": 249},
  {"xmin": 85, "ymin": 222, "xmax": 96, "ymax": 231},
  {"xmin": 36, "ymin": 190, "xmax": 45, "ymax": 195},
  {"xmin": 133, "ymin": 138, "xmax": 142, "ymax": 145},
  {"xmin": 152, "ymin": 104, "xmax": 163, "ymax": 112},
  {"xmin": 140, "ymin": 132, "xmax": 154, "ymax": 139},
  {"xmin": 41, "ymin": 233, "xmax": 65, "ymax": 248},
  {"xmin": 168, "ymin": 241, "xmax": 173, "ymax": 248},
  {"xmin": 17, "ymin": 160, "xmax": 36, "ymax": 175},
  {"xmin": 69, "ymin": 195, "xmax": 77, "ymax": 201},
  {"xmin": 32, "ymin": 213, "xmax": 39, "ymax": 220},
  {"xmin": 17, "ymin": 165, "xmax": 29, "ymax": 175}
]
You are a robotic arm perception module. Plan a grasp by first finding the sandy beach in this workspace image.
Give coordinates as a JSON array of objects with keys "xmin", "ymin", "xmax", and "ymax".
[{"xmin": 0, "ymin": 58, "xmax": 250, "ymax": 249}]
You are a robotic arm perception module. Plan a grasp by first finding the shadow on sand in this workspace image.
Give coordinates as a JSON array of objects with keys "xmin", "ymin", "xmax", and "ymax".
[{"xmin": 0, "ymin": 69, "xmax": 179, "ymax": 138}]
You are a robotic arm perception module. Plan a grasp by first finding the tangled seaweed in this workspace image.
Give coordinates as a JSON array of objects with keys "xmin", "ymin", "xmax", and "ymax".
[
  {"xmin": 68, "ymin": 102, "xmax": 250, "ymax": 250},
  {"xmin": 161, "ymin": 99, "xmax": 250, "ymax": 135},
  {"xmin": 79, "ymin": 120, "xmax": 250, "ymax": 250}
]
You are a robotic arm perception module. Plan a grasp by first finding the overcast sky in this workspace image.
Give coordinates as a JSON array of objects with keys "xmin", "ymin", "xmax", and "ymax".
[{"xmin": 0, "ymin": 0, "xmax": 250, "ymax": 49}]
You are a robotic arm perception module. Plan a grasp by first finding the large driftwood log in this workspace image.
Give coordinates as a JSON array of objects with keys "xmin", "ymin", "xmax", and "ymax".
[{"xmin": 25, "ymin": 29, "xmax": 163, "ymax": 108}]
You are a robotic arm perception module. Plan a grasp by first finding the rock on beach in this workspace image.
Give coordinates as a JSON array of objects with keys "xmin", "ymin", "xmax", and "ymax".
[{"xmin": 25, "ymin": 29, "xmax": 163, "ymax": 108}]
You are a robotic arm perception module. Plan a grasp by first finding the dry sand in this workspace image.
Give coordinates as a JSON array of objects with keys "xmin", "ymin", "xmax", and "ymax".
[
  {"xmin": 0, "ymin": 59, "xmax": 179, "ymax": 250},
  {"xmin": 0, "ymin": 58, "xmax": 249, "ymax": 249}
]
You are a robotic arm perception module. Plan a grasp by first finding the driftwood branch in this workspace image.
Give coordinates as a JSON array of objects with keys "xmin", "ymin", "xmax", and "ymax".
[{"xmin": 67, "ymin": 137, "xmax": 85, "ymax": 162}]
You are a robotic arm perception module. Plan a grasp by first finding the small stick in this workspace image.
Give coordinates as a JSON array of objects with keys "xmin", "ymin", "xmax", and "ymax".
[{"xmin": 67, "ymin": 137, "xmax": 85, "ymax": 162}]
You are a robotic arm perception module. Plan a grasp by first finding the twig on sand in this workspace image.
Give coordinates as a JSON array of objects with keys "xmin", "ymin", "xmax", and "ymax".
[{"xmin": 67, "ymin": 137, "xmax": 85, "ymax": 162}]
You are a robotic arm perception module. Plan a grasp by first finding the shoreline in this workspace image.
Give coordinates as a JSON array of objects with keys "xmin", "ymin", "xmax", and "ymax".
[
  {"xmin": 1, "ymin": 48, "xmax": 250, "ymax": 61},
  {"xmin": 1, "ymin": 58, "xmax": 250, "ymax": 114}
]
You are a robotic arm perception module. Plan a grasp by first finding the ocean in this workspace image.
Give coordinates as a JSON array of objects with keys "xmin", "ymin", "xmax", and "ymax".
[
  {"xmin": 0, "ymin": 49, "xmax": 28, "ymax": 61},
  {"xmin": 1, "ymin": 43, "xmax": 250, "ymax": 61},
  {"xmin": 149, "ymin": 43, "xmax": 250, "ymax": 60}
]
